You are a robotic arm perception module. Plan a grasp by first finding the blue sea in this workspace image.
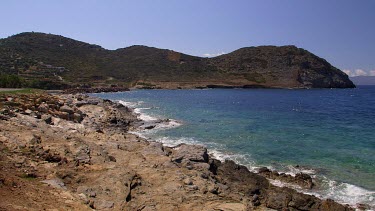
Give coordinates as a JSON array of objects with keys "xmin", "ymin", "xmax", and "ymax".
[{"xmin": 92, "ymin": 86, "xmax": 375, "ymax": 208}]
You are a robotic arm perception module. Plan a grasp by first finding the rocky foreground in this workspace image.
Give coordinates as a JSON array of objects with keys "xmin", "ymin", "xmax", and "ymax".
[{"xmin": 0, "ymin": 93, "xmax": 355, "ymax": 210}]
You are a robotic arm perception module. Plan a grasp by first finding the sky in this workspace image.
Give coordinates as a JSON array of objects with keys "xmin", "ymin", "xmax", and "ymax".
[{"xmin": 1, "ymin": 0, "xmax": 374, "ymax": 77}]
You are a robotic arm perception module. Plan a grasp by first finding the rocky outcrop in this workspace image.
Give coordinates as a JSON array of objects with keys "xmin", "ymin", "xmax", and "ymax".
[
  {"xmin": 258, "ymin": 167, "xmax": 314, "ymax": 189},
  {"xmin": 209, "ymin": 45, "xmax": 355, "ymax": 88}
]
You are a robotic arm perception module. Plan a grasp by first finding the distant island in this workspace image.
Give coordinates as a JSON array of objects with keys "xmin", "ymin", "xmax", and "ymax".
[
  {"xmin": 350, "ymin": 76, "xmax": 375, "ymax": 85},
  {"xmin": 0, "ymin": 32, "xmax": 355, "ymax": 89}
]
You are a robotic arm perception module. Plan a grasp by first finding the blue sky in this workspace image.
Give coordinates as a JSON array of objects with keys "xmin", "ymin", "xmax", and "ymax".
[{"xmin": 1, "ymin": 0, "xmax": 374, "ymax": 76}]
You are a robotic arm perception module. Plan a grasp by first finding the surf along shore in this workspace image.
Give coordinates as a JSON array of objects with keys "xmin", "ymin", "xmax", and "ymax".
[{"xmin": 0, "ymin": 91, "xmax": 360, "ymax": 210}]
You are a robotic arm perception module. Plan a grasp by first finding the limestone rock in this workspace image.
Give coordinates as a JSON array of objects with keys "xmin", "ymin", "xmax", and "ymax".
[{"xmin": 171, "ymin": 144, "xmax": 208, "ymax": 163}]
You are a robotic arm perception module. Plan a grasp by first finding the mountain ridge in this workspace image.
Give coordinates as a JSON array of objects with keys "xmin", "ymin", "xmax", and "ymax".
[{"xmin": 0, "ymin": 32, "xmax": 355, "ymax": 89}]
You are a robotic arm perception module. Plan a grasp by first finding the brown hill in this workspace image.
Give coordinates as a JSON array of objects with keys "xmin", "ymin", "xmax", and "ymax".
[{"xmin": 0, "ymin": 32, "xmax": 355, "ymax": 89}]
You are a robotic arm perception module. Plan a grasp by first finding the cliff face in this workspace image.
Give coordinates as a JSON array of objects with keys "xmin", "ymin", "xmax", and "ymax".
[
  {"xmin": 0, "ymin": 32, "xmax": 355, "ymax": 89},
  {"xmin": 210, "ymin": 46, "xmax": 355, "ymax": 88}
]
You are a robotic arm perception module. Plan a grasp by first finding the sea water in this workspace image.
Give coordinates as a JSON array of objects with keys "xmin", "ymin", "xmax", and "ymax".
[{"xmin": 92, "ymin": 86, "xmax": 375, "ymax": 208}]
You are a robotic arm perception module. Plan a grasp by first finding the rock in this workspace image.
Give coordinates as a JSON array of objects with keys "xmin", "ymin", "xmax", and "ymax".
[
  {"xmin": 28, "ymin": 134, "xmax": 41, "ymax": 145},
  {"xmin": 60, "ymin": 105, "xmax": 74, "ymax": 114},
  {"xmin": 321, "ymin": 199, "xmax": 353, "ymax": 211},
  {"xmin": 171, "ymin": 144, "xmax": 208, "ymax": 163},
  {"xmin": 295, "ymin": 172, "xmax": 314, "ymax": 189},
  {"xmin": 210, "ymin": 160, "xmax": 269, "ymax": 196},
  {"xmin": 266, "ymin": 190, "xmax": 292, "ymax": 210},
  {"xmin": 258, "ymin": 167, "xmax": 271, "ymax": 174},
  {"xmin": 41, "ymin": 179, "xmax": 66, "ymax": 190},
  {"xmin": 38, "ymin": 103, "xmax": 49, "ymax": 113},
  {"xmin": 142, "ymin": 142, "xmax": 165, "ymax": 156},
  {"xmin": 24, "ymin": 109, "xmax": 33, "ymax": 115},
  {"xmin": 288, "ymin": 192, "xmax": 318, "ymax": 210},
  {"xmin": 186, "ymin": 185, "xmax": 199, "ymax": 191},
  {"xmin": 183, "ymin": 178, "xmax": 193, "ymax": 185},
  {"xmin": 78, "ymin": 193, "xmax": 89, "ymax": 204},
  {"xmin": 44, "ymin": 153, "xmax": 62, "ymax": 163},
  {"xmin": 73, "ymin": 113, "xmax": 84, "ymax": 122},
  {"xmin": 191, "ymin": 162, "xmax": 210, "ymax": 171},
  {"xmin": 55, "ymin": 111, "xmax": 70, "ymax": 120},
  {"xmin": 41, "ymin": 114, "xmax": 52, "ymax": 124},
  {"xmin": 209, "ymin": 185, "xmax": 219, "ymax": 194},
  {"xmin": 258, "ymin": 167, "xmax": 314, "ymax": 189},
  {"xmin": 74, "ymin": 146, "xmax": 91, "ymax": 165},
  {"xmin": 93, "ymin": 199, "xmax": 114, "ymax": 209},
  {"xmin": 75, "ymin": 101, "xmax": 89, "ymax": 107},
  {"xmin": 217, "ymin": 183, "xmax": 229, "ymax": 192},
  {"xmin": 144, "ymin": 125, "xmax": 156, "ymax": 130},
  {"xmin": 208, "ymin": 203, "xmax": 246, "ymax": 211},
  {"xmin": 108, "ymin": 155, "xmax": 116, "ymax": 162},
  {"xmin": 77, "ymin": 186, "xmax": 97, "ymax": 198}
]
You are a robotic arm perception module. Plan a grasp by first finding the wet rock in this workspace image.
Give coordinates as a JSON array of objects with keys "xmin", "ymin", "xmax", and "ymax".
[
  {"xmin": 258, "ymin": 167, "xmax": 314, "ymax": 189},
  {"xmin": 321, "ymin": 199, "xmax": 353, "ymax": 211},
  {"xmin": 211, "ymin": 160, "xmax": 269, "ymax": 196},
  {"xmin": 295, "ymin": 172, "xmax": 314, "ymax": 189},
  {"xmin": 144, "ymin": 125, "xmax": 156, "ymax": 130}
]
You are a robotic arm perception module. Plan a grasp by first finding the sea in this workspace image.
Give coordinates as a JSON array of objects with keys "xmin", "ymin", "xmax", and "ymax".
[{"xmin": 92, "ymin": 86, "xmax": 375, "ymax": 208}]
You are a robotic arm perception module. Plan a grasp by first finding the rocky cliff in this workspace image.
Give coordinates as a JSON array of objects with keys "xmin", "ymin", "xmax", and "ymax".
[{"xmin": 0, "ymin": 32, "xmax": 355, "ymax": 89}]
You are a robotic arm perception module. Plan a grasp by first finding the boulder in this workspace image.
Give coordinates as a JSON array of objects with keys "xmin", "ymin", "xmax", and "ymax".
[
  {"xmin": 93, "ymin": 200, "xmax": 114, "ymax": 210},
  {"xmin": 171, "ymin": 144, "xmax": 208, "ymax": 163},
  {"xmin": 60, "ymin": 105, "xmax": 74, "ymax": 114},
  {"xmin": 41, "ymin": 114, "xmax": 52, "ymax": 124},
  {"xmin": 41, "ymin": 178, "xmax": 66, "ymax": 190},
  {"xmin": 38, "ymin": 103, "xmax": 49, "ymax": 113}
]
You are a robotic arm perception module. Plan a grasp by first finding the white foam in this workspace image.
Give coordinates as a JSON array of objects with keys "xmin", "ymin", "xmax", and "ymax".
[
  {"xmin": 154, "ymin": 119, "xmax": 182, "ymax": 130},
  {"xmin": 315, "ymin": 178, "xmax": 375, "ymax": 209},
  {"xmin": 155, "ymin": 136, "xmax": 201, "ymax": 147},
  {"xmin": 284, "ymin": 165, "xmax": 317, "ymax": 178},
  {"xmin": 133, "ymin": 108, "xmax": 158, "ymax": 121},
  {"xmin": 118, "ymin": 100, "xmax": 139, "ymax": 108}
]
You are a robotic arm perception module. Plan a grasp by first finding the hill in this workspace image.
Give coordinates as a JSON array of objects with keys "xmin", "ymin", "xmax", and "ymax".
[
  {"xmin": 350, "ymin": 76, "xmax": 375, "ymax": 85},
  {"xmin": 0, "ymin": 32, "xmax": 355, "ymax": 89}
]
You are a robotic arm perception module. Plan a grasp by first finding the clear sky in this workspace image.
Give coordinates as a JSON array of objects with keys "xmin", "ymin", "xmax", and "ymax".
[{"xmin": 1, "ymin": 0, "xmax": 374, "ymax": 76}]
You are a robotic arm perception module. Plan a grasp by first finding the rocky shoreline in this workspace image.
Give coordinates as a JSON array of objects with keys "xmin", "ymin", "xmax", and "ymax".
[{"xmin": 0, "ymin": 92, "xmax": 357, "ymax": 210}]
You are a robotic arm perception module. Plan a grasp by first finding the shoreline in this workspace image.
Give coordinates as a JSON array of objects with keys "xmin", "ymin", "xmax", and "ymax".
[
  {"xmin": 120, "ymin": 97, "xmax": 374, "ymax": 210},
  {"xmin": 0, "ymin": 92, "xmax": 365, "ymax": 210}
]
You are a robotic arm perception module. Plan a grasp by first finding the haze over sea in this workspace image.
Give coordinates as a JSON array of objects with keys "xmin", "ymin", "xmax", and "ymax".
[{"xmin": 93, "ymin": 86, "xmax": 375, "ymax": 207}]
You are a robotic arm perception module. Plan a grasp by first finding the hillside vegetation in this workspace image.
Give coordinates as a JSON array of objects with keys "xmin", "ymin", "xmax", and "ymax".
[{"xmin": 0, "ymin": 32, "xmax": 355, "ymax": 89}]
